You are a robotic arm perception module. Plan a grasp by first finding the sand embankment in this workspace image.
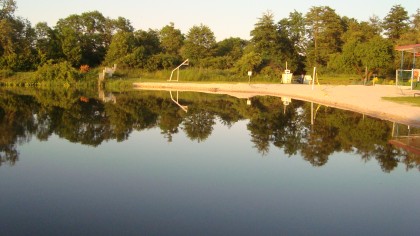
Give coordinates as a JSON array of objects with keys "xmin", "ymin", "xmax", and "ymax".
[{"xmin": 133, "ymin": 82, "xmax": 420, "ymax": 126}]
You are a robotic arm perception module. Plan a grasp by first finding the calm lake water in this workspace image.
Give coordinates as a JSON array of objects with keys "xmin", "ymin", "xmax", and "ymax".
[{"xmin": 1, "ymin": 88, "xmax": 419, "ymax": 235}]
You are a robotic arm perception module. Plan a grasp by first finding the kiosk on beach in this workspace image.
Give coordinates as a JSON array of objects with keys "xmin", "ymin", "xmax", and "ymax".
[{"xmin": 281, "ymin": 62, "xmax": 293, "ymax": 83}]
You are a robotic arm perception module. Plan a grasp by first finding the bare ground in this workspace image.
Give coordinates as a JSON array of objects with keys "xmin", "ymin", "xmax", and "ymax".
[{"xmin": 133, "ymin": 82, "xmax": 420, "ymax": 127}]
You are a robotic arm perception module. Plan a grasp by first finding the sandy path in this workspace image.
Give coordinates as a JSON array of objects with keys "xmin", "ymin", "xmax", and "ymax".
[{"xmin": 133, "ymin": 82, "xmax": 420, "ymax": 126}]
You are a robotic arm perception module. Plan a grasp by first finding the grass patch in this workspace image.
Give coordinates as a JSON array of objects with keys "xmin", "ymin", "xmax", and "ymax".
[{"xmin": 382, "ymin": 96, "xmax": 420, "ymax": 107}]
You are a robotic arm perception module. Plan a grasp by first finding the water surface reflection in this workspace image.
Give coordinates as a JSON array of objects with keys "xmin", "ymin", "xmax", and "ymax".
[
  {"xmin": 1, "ymin": 88, "xmax": 418, "ymax": 171},
  {"xmin": 1, "ymin": 88, "xmax": 420, "ymax": 235}
]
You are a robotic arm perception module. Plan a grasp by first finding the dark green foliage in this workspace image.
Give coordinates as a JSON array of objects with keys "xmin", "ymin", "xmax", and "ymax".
[{"xmin": 146, "ymin": 53, "xmax": 181, "ymax": 71}]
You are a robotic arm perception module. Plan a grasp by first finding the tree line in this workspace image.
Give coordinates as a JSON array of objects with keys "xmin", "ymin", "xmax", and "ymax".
[{"xmin": 1, "ymin": 0, "xmax": 419, "ymax": 80}]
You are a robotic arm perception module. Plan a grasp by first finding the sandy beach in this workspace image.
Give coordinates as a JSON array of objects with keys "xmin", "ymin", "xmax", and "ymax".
[{"xmin": 133, "ymin": 82, "xmax": 420, "ymax": 126}]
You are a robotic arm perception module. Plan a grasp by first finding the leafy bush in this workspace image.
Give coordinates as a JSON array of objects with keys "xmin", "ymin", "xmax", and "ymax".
[{"xmin": 35, "ymin": 61, "xmax": 81, "ymax": 83}]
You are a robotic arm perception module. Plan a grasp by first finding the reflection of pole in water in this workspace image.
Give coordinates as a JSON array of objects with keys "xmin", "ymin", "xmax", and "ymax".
[
  {"xmin": 169, "ymin": 91, "xmax": 188, "ymax": 112},
  {"xmin": 281, "ymin": 97, "xmax": 291, "ymax": 114},
  {"xmin": 311, "ymin": 102, "xmax": 314, "ymax": 125},
  {"xmin": 310, "ymin": 102, "xmax": 322, "ymax": 126},
  {"xmin": 98, "ymin": 78, "xmax": 116, "ymax": 103}
]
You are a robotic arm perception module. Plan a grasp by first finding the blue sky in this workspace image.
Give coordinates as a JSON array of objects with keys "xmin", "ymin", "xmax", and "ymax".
[{"xmin": 15, "ymin": 0, "xmax": 419, "ymax": 40}]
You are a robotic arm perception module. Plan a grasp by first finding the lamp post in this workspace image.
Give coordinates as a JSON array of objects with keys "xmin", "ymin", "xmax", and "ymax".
[{"xmin": 248, "ymin": 71, "xmax": 252, "ymax": 84}]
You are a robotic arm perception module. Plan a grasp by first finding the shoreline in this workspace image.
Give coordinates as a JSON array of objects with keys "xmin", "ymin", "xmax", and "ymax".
[{"xmin": 133, "ymin": 82, "xmax": 420, "ymax": 127}]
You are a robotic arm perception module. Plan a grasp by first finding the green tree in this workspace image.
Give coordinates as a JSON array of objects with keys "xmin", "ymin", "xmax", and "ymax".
[
  {"xmin": 332, "ymin": 36, "xmax": 393, "ymax": 79},
  {"xmin": 278, "ymin": 10, "xmax": 306, "ymax": 72},
  {"xmin": 234, "ymin": 51, "xmax": 263, "ymax": 74},
  {"xmin": 368, "ymin": 15, "xmax": 383, "ymax": 36},
  {"xmin": 397, "ymin": 9, "xmax": 420, "ymax": 45},
  {"xmin": 34, "ymin": 22, "xmax": 63, "ymax": 65},
  {"xmin": 182, "ymin": 24, "xmax": 216, "ymax": 65},
  {"xmin": 159, "ymin": 22, "xmax": 184, "ymax": 55},
  {"xmin": 357, "ymin": 36, "xmax": 393, "ymax": 78},
  {"xmin": 341, "ymin": 18, "xmax": 380, "ymax": 44},
  {"xmin": 251, "ymin": 11, "xmax": 279, "ymax": 61},
  {"xmin": 104, "ymin": 31, "xmax": 136, "ymax": 65},
  {"xmin": 56, "ymin": 11, "xmax": 109, "ymax": 67},
  {"xmin": 383, "ymin": 5, "xmax": 410, "ymax": 42},
  {"xmin": 215, "ymin": 37, "xmax": 247, "ymax": 60},
  {"xmin": 117, "ymin": 29, "xmax": 163, "ymax": 68},
  {"xmin": 135, "ymin": 29, "xmax": 161, "ymax": 56},
  {"xmin": 110, "ymin": 16, "xmax": 134, "ymax": 33},
  {"xmin": 0, "ymin": 0, "xmax": 36, "ymax": 71},
  {"xmin": 305, "ymin": 6, "xmax": 344, "ymax": 70}
]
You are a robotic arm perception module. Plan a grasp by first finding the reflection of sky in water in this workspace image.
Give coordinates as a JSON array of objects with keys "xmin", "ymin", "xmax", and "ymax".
[{"xmin": 1, "ymin": 119, "xmax": 419, "ymax": 235}]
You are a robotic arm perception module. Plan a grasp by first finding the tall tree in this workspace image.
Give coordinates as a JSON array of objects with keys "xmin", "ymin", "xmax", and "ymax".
[
  {"xmin": 251, "ymin": 11, "xmax": 280, "ymax": 61},
  {"xmin": 305, "ymin": 6, "xmax": 344, "ymax": 70},
  {"xmin": 0, "ymin": 0, "xmax": 36, "ymax": 71},
  {"xmin": 398, "ymin": 9, "xmax": 420, "ymax": 45},
  {"xmin": 278, "ymin": 10, "xmax": 306, "ymax": 72},
  {"xmin": 278, "ymin": 10, "xmax": 306, "ymax": 56},
  {"xmin": 159, "ymin": 22, "xmax": 184, "ymax": 55},
  {"xmin": 35, "ymin": 22, "xmax": 63, "ymax": 65},
  {"xmin": 182, "ymin": 24, "xmax": 216, "ymax": 65},
  {"xmin": 383, "ymin": 5, "xmax": 410, "ymax": 42},
  {"xmin": 55, "ymin": 11, "xmax": 109, "ymax": 67},
  {"xmin": 104, "ymin": 31, "xmax": 136, "ymax": 65}
]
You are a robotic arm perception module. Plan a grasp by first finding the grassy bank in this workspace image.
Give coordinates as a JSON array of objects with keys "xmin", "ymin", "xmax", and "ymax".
[
  {"xmin": 113, "ymin": 68, "xmax": 365, "ymax": 84},
  {"xmin": 383, "ymin": 96, "xmax": 420, "ymax": 107},
  {"xmin": 2, "ymin": 67, "xmax": 417, "ymax": 91}
]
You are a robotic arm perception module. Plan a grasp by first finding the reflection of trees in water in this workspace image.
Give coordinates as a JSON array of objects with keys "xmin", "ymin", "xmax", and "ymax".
[
  {"xmin": 0, "ymin": 88, "xmax": 419, "ymax": 172},
  {"xmin": 183, "ymin": 110, "xmax": 215, "ymax": 143},
  {"xmin": 159, "ymin": 107, "xmax": 184, "ymax": 143},
  {"xmin": 0, "ymin": 93, "xmax": 40, "ymax": 166}
]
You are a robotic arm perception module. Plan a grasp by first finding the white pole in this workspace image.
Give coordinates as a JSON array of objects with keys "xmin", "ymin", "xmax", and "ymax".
[
  {"xmin": 312, "ymin": 67, "xmax": 316, "ymax": 90},
  {"xmin": 411, "ymin": 68, "xmax": 414, "ymax": 90}
]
